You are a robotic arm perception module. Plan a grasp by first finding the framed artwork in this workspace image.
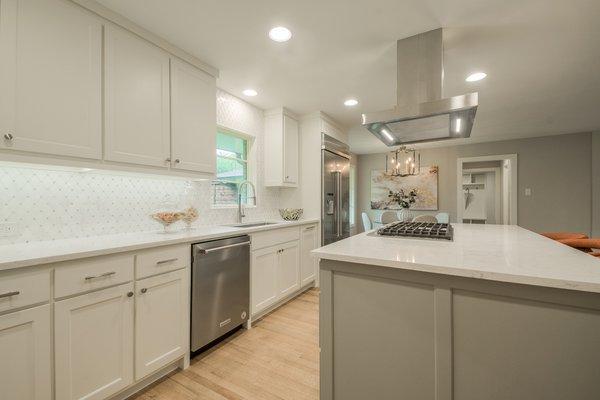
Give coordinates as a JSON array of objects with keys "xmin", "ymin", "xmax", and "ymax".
[{"xmin": 371, "ymin": 166, "xmax": 438, "ymax": 210}]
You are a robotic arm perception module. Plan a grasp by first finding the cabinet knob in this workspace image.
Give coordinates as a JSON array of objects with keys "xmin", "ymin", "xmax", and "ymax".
[
  {"xmin": 165, "ymin": 157, "xmax": 171, "ymax": 163},
  {"xmin": 3, "ymin": 133, "xmax": 13, "ymax": 141},
  {"xmin": 175, "ymin": 159, "xmax": 181, "ymax": 164},
  {"xmin": 127, "ymin": 291, "xmax": 134, "ymax": 297},
  {"xmin": 140, "ymin": 288, "xmax": 147, "ymax": 294}
]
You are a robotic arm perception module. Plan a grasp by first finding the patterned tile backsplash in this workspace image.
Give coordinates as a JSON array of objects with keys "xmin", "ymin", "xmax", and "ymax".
[{"xmin": 0, "ymin": 89, "xmax": 282, "ymax": 245}]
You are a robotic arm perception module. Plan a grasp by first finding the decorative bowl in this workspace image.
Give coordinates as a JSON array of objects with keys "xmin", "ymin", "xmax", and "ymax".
[
  {"xmin": 151, "ymin": 211, "xmax": 184, "ymax": 233},
  {"xmin": 279, "ymin": 208, "xmax": 303, "ymax": 221},
  {"xmin": 181, "ymin": 207, "xmax": 199, "ymax": 229}
]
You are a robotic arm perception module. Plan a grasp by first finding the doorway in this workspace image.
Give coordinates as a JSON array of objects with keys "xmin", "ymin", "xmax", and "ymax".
[{"xmin": 457, "ymin": 154, "xmax": 518, "ymax": 225}]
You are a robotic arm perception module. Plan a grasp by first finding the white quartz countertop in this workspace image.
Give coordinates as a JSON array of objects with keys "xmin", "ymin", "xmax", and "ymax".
[
  {"xmin": 312, "ymin": 224, "xmax": 600, "ymax": 293},
  {"xmin": 0, "ymin": 218, "xmax": 319, "ymax": 271}
]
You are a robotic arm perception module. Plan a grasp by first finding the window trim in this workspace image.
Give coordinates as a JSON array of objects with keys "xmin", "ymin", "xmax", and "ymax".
[{"xmin": 212, "ymin": 126, "xmax": 257, "ymax": 209}]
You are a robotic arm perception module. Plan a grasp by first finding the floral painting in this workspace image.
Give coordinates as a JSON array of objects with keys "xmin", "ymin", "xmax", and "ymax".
[{"xmin": 371, "ymin": 166, "xmax": 439, "ymax": 210}]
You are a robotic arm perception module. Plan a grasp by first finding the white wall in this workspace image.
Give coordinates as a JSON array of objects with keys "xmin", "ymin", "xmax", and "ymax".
[{"xmin": 0, "ymin": 89, "xmax": 281, "ymax": 245}]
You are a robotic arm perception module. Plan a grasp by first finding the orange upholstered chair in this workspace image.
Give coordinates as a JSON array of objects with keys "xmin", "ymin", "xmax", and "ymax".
[
  {"xmin": 558, "ymin": 238, "xmax": 600, "ymax": 255},
  {"xmin": 540, "ymin": 232, "xmax": 588, "ymax": 241},
  {"xmin": 592, "ymin": 252, "xmax": 600, "ymax": 258}
]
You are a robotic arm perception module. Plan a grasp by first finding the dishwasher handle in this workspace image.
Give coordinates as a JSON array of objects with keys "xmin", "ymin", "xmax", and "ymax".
[{"xmin": 197, "ymin": 241, "xmax": 251, "ymax": 255}]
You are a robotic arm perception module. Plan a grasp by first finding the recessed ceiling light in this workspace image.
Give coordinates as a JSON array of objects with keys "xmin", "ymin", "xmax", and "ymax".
[
  {"xmin": 344, "ymin": 99, "xmax": 358, "ymax": 107},
  {"xmin": 269, "ymin": 26, "xmax": 292, "ymax": 42},
  {"xmin": 466, "ymin": 72, "xmax": 487, "ymax": 82},
  {"xmin": 242, "ymin": 89, "xmax": 258, "ymax": 97}
]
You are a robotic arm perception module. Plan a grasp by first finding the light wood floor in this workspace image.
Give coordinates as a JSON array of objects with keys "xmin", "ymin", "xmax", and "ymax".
[{"xmin": 130, "ymin": 288, "xmax": 319, "ymax": 400}]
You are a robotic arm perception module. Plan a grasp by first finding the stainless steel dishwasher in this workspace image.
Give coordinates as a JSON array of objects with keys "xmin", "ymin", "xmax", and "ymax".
[{"xmin": 191, "ymin": 235, "xmax": 250, "ymax": 352}]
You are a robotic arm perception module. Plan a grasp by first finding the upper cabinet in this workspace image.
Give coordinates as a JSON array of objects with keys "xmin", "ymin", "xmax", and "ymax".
[
  {"xmin": 0, "ymin": 0, "xmax": 218, "ymax": 178},
  {"xmin": 265, "ymin": 108, "xmax": 299, "ymax": 187},
  {"xmin": 170, "ymin": 58, "xmax": 216, "ymax": 174},
  {"xmin": 104, "ymin": 24, "xmax": 171, "ymax": 168},
  {"xmin": 0, "ymin": 0, "xmax": 102, "ymax": 159}
]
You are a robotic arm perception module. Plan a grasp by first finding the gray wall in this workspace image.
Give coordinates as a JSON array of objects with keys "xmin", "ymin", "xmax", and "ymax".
[
  {"xmin": 593, "ymin": 132, "xmax": 600, "ymax": 237},
  {"xmin": 357, "ymin": 132, "xmax": 594, "ymax": 235}
]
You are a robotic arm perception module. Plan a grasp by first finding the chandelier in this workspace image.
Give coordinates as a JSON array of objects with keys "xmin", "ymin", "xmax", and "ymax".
[{"xmin": 386, "ymin": 146, "xmax": 420, "ymax": 177}]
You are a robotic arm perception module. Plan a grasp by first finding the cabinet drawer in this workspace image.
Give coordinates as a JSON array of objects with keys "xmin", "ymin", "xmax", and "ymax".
[
  {"xmin": 136, "ymin": 244, "xmax": 190, "ymax": 279},
  {"xmin": 55, "ymin": 254, "xmax": 134, "ymax": 298},
  {"xmin": 251, "ymin": 226, "xmax": 300, "ymax": 251},
  {"xmin": 0, "ymin": 268, "xmax": 50, "ymax": 313}
]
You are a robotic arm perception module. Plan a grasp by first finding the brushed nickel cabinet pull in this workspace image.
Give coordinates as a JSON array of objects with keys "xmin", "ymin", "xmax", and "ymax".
[
  {"xmin": 84, "ymin": 271, "xmax": 116, "ymax": 281},
  {"xmin": 156, "ymin": 258, "xmax": 178, "ymax": 265},
  {"xmin": 140, "ymin": 288, "xmax": 148, "ymax": 294},
  {"xmin": 3, "ymin": 133, "xmax": 14, "ymax": 141},
  {"xmin": 0, "ymin": 291, "xmax": 20, "ymax": 299}
]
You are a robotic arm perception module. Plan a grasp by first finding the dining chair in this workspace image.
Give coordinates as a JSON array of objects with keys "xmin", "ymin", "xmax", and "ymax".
[
  {"xmin": 558, "ymin": 238, "xmax": 600, "ymax": 255},
  {"xmin": 361, "ymin": 212, "xmax": 372, "ymax": 231},
  {"xmin": 381, "ymin": 210, "xmax": 399, "ymax": 224},
  {"xmin": 412, "ymin": 215, "xmax": 438, "ymax": 223},
  {"xmin": 435, "ymin": 212, "xmax": 449, "ymax": 223},
  {"xmin": 541, "ymin": 232, "xmax": 588, "ymax": 241}
]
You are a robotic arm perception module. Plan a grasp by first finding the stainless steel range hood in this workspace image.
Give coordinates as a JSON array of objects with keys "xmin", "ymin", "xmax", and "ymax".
[{"xmin": 362, "ymin": 28, "xmax": 478, "ymax": 146}]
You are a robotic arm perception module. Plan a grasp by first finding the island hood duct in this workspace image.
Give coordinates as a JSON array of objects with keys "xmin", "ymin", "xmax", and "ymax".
[{"xmin": 362, "ymin": 28, "xmax": 478, "ymax": 145}]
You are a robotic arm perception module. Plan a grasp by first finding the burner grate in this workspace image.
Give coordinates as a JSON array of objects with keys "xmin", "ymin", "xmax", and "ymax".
[{"xmin": 377, "ymin": 221, "xmax": 453, "ymax": 240}]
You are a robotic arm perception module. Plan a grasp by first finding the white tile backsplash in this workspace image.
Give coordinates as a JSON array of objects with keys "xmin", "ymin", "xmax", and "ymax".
[{"xmin": 0, "ymin": 89, "xmax": 281, "ymax": 244}]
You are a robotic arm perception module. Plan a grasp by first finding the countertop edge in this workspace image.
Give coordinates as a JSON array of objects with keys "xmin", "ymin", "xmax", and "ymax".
[
  {"xmin": 312, "ymin": 251, "xmax": 600, "ymax": 294},
  {"xmin": 0, "ymin": 218, "xmax": 320, "ymax": 271}
]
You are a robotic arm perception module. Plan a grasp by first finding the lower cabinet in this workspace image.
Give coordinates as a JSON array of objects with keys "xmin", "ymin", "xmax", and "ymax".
[
  {"xmin": 55, "ymin": 283, "xmax": 134, "ymax": 400},
  {"xmin": 135, "ymin": 269, "xmax": 188, "ymax": 380},
  {"xmin": 300, "ymin": 225, "xmax": 318, "ymax": 286},
  {"xmin": 0, "ymin": 304, "xmax": 51, "ymax": 400},
  {"xmin": 251, "ymin": 240, "xmax": 301, "ymax": 316}
]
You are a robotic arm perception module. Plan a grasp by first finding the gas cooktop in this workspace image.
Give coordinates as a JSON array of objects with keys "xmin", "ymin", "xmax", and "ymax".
[{"xmin": 377, "ymin": 221, "xmax": 453, "ymax": 241}]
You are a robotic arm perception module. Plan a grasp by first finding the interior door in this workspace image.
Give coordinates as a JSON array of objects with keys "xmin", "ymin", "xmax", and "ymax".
[{"xmin": 0, "ymin": 0, "xmax": 102, "ymax": 159}]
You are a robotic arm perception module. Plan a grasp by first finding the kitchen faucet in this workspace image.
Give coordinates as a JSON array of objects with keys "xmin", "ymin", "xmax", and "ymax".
[{"xmin": 237, "ymin": 180, "xmax": 257, "ymax": 223}]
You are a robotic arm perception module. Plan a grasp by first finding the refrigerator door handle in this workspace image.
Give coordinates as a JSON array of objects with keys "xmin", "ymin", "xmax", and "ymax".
[{"xmin": 334, "ymin": 171, "xmax": 342, "ymax": 237}]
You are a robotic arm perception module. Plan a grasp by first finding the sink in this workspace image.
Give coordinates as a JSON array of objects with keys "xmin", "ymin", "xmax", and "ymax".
[{"xmin": 227, "ymin": 222, "xmax": 279, "ymax": 228}]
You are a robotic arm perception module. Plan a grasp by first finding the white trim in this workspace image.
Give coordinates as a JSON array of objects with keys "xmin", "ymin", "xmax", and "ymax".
[{"xmin": 456, "ymin": 154, "xmax": 518, "ymax": 225}]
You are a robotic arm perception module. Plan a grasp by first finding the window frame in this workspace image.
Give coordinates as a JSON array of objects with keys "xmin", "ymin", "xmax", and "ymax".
[{"xmin": 212, "ymin": 126, "xmax": 256, "ymax": 209}]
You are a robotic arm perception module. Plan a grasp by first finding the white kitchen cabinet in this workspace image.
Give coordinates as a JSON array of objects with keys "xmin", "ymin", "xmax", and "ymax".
[
  {"xmin": 278, "ymin": 240, "xmax": 301, "ymax": 298},
  {"xmin": 251, "ymin": 245, "xmax": 280, "ymax": 315},
  {"xmin": 0, "ymin": 0, "xmax": 102, "ymax": 159},
  {"xmin": 135, "ymin": 268, "xmax": 188, "ymax": 380},
  {"xmin": 251, "ymin": 239, "xmax": 301, "ymax": 316},
  {"xmin": 300, "ymin": 224, "xmax": 318, "ymax": 286},
  {"xmin": 55, "ymin": 283, "xmax": 134, "ymax": 400},
  {"xmin": 0, "ymin": 304, "xmax": 51, "ymax": 400},
  {"xmin": 264, "ymin": 108, "xmax": 299, "ymax": 187},
  {"xmin": 170, "ymin": 57, "xmax": 216, "ymax": 174},
  {"xmin": 104, "ymin": 24, "xmax": 171, "ymax": 168}
]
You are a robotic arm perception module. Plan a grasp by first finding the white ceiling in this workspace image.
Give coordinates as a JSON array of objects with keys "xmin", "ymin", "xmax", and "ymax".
[{"xmin": 97, "ymin": 0, "xmax": 600, "ymax": 154}]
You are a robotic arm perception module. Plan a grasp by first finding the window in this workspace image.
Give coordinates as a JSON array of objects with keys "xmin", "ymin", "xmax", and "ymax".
[{"xmin": 213, "ymin": 129, "xmax": 251, "ymax": 206}]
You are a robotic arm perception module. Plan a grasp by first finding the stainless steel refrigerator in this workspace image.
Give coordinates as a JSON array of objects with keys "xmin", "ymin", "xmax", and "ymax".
[{"xmin": 322, "ymin": 134, "xmax": 350, "ymax": 245}]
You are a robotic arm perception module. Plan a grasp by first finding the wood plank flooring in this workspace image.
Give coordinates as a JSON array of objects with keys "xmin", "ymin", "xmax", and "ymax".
[{"xmin": 130, "ymin": 288, "xmax": 319, "ymax": 400}]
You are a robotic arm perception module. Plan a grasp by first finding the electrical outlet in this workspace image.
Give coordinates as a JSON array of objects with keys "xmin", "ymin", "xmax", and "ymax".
[
  {"xmin": 0, "ymin": 222, "xmax": 18, "ymax": 237},
  {"xmin": 525, "ymin": 188, "xmax": 532, "ymax": 196}
]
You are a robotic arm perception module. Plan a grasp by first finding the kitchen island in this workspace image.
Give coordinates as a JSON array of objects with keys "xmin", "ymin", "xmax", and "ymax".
[{"xmin": 312, "ymin": 224, "xmax": 600, "ymax": 400}]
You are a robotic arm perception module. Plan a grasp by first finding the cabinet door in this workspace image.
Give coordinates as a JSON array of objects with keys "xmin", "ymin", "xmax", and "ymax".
[
  {"xmin": 251, "ymin": 245, "xmax": 279, "ymax": 316},
  {"xmin": 0, "ymin": 304, "xmax": 51, "ymax": 400},
  {"xmin": 283, "ymin": 114, "xmax": 299, "ymax": 184},
  {"xmin": 135, "ymin": 269, "xmax": 188, "ymax": 380},
  {"xmin": 170, "ymin": 57, "xmax": 216, "ymax": 174},
  {"xmin": 300, "ymin": 225, "xmax": 318, "ymax": 286},
  {"xmin": 104, "ymin": 24, "xmax": 170, "ymax": 167},
  {"xmin": 55, "ymin": 283, "xmax": 134, "ymax": 400},
  {"xmin": 278, "ymin": 241, "xmax": 300, "ymax": 298},
  {"xmin": 0, "ymin": 0, "xmax": 102, "ymax": 159}
]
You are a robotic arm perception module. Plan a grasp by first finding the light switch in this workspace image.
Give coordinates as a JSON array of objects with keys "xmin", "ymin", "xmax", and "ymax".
[{"xmin": 525, "ymin": 188, "xmax": 532, "ymax": 196}]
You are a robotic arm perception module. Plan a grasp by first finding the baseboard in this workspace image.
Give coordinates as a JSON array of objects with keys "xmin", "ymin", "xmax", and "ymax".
[
  {"xmin": 251, "ymin": 281, "xmax": 316, "ymax": 322},
  {"xmin": 108, "ymin": 358, "xmax": 183, "ymax": 400}
]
